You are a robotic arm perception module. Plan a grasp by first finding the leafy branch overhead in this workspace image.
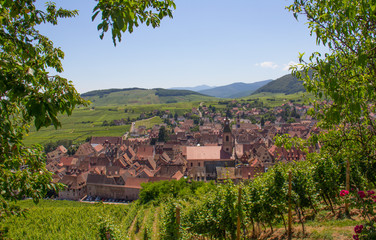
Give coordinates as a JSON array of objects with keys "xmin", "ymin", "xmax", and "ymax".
[
  {"xmin": 0, "ymin": 0, "xmax": 88, "ymax": 216},
  {"xmin": 0, "ymin": 0, "xmax": 177, "ymax": 220},
  {"xmin": 287, "ymin": 0, "xmax": 376, "ymax": 126},
  {"xmin": 92, "ymin": 0, "xmax": 176, "ymax": 45}
]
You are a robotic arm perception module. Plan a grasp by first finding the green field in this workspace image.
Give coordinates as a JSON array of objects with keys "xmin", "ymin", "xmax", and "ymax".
[
  {"xmin": 134, "ymin": 116, "xmax": 164, "ymax": 129},
  {"xmin": 23, "ymin": 102, "xmax": 201, "ymax": 146},
  {"xmin": 23, "ymin": 106, "xmax": 133, "ymax": 146}
]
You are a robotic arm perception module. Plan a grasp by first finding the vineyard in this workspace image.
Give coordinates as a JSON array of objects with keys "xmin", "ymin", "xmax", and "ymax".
[
  {"xmin": 2, "ymin": 155, "xmax": 374, "ymax": 240},
  {"xmin": 1, "ymin": 200, "xmax": 162, "ymax": 240}
]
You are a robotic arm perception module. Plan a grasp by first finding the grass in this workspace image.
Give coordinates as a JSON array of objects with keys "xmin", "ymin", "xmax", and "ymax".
[{"xmin": 134, "ymin": 116, "xmax": 163, "ymax": 129}]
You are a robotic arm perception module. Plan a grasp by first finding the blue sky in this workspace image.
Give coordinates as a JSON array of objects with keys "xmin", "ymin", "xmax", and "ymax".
[{"xmin": 36, "ymin": 0, "xmax": 327, "ymax": 93}]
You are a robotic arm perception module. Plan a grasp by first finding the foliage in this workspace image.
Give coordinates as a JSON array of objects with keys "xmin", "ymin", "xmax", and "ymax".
[
  {"xmin": 341, "ymin": 189, "xmax": 376, "ymax": 239},
  {"xmin": 0, "ymin": 0, "xmax": 181, "ymax": 227},
  {"xmin": 139, "ymin": 178, "xmax": 213, "ymax": 205},
  {"xmin": 287, "ymin": 1, "xmax": 376, "ymax": 237},
  {"xmin": 1, "ymin": 200, "xmax": 131, "ymax": 239},
  {"xmin": 0, "ymin": 0, "xmax": 86, "ymax": 220},
  {"xmin": 93, "ymin": 0, "xmax": 176, "ymax": 45},
  {"xmin": 159, "ymin": 201, "xmax": 179, "ymax": 240},
  {"xmin": 43, "ymin": 139, "xmax": 73, "ymax": 153},
  {"xmin": 157, "ymin": 126, "xmax": 168, "ymax": 142},
  {"xmin": 98, "ymin": 215, "xmax": 126, "ymax": 240}
]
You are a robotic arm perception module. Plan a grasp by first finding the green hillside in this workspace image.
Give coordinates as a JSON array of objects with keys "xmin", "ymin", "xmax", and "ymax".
[
  {"xmin": 243, "ymin": 92, "xmax": 313, "ymax": 107},
  {"xmin": 23, "ymin": 102, "xmax": 199, "ymax": 145},
  {"xmin": 252, "ymin": 73, "xmax": 306, "ymax": 95},
  {"xmin": 82, "ymin": 88, "xmax": 216, "ymax": 106}
]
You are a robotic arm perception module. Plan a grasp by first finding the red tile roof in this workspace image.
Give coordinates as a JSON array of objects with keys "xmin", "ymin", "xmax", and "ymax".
[
  {"xmin": 186, "ymin": 146, "xmax": 222, "ymax": 160},
  {"xmin": 125, "ymin": 177, "xmax": 149, "ymax": 189}
]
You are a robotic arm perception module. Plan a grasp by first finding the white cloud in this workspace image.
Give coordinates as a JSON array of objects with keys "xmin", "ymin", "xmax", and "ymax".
[
  {"xmin": 256, "ymin": 61, "xmax": 279, "ymax": 69},
  {"xmin": 282, "ymin": 61, "xmax": 299, "ymax": 71}
]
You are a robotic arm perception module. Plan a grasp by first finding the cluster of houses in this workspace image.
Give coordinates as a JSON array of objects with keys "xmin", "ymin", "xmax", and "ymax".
[{"xmin": 46, "ymin": 103, "xmax": 321, "ymax": 202}]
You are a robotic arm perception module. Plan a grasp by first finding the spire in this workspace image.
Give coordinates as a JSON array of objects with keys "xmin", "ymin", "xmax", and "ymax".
[
  {"xmin": 222, "ymin": 118, "xmax": 233, "ymax": 155},
  {"xmin": 223, "ymin": 118, "xmax": 231, "ymax": 133}
]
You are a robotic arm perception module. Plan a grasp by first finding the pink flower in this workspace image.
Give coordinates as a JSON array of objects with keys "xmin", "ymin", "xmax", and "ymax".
[
  {"xmin": 353, "ymin": 234, "xmax": 359, "ymax": 240},
  {"xmin": 354, "ymin": 225, "xmax": 363, "ymax": 234},
  {"xmin": 358, "ymin": 191, "xmax": 366, "ymax": 198},
  {"xmin": 340, "ymin": 190, "xmax": 349, "ymax": 196},
  {"xmin": 367, "ymin": 190, "xmax": 375, "ymax": 196}
]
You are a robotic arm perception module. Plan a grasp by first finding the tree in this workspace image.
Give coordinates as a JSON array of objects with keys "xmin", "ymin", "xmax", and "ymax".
[
  {"xmin": 0, "ymin": 1, "xmax": 85, "ymax": 220},
  {"xmin": 0, "ymin": 0, "xmax": 176, "ymax": 220},
  {"xmin": 287, "ymin": 0, "xmax": 376, "ymax": 182},
  {"xmin": 158, "ymin": 126, "xmax": 169, "ymax": 143}
]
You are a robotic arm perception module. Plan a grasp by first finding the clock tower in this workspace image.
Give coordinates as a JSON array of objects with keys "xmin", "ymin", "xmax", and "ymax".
[{"xmin": 222, "ymin": 118, "xmax": 233, "ymax": 154}]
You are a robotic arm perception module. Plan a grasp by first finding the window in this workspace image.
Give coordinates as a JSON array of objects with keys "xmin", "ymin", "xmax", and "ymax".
[
  {"xmin": 226, "ymin": 136, "xmax": 229, "ymax": 142},
  {"xmin": 198, "ymin": 162, "xmax": 201, "ymax": 167},
  {"xmin": 191, "ymin": 162, "xmax": 193, "ymax": 167}
]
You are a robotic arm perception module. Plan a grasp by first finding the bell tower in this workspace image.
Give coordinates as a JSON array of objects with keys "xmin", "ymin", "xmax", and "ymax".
[{"xmin": 222, "ymin": 118, "xmax": 233, "ymax": 154}]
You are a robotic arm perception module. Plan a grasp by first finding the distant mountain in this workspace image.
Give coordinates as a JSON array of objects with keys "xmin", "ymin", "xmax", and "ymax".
[
  {"xmin": 170, "ymin": 85, "xmax": 214, "ymax": 92},
  {"xmin": 198, "ymin": 80, "xmax": 273, "ymax": 98},
  {"xmin": 252, "ymin": 73, "xmax": 306, "ymax": 95},
  {"xmin": 81, "ymin": 88, "xmax": 216, "ymax": 106}
]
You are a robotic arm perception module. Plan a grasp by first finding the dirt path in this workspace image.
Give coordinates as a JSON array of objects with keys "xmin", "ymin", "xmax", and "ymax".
[
  {"xmin": 127, "ymin": 214, "xmax": 138, "ymax": 239},
  {"xmin": 135, "ymin": 208, "xmax": 150, "ymax": 240}
]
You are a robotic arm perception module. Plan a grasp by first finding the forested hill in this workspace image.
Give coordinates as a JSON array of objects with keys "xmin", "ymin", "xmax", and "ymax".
[
  {"xmin": 81, "ymin": 88, "xmax": 215, "ymax": 106},
  {"xmin": 252, "ymin": 73, "xmax": 306, "ymax": 95},
  {"xmin": 81, "ymin": 88, "xmax": 146, "ymax": 97}
]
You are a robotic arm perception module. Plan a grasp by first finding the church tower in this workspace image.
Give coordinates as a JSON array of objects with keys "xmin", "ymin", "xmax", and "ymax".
[{"xmin": 222, "ymin": 118, "xmax": 234, "ymax": 154}]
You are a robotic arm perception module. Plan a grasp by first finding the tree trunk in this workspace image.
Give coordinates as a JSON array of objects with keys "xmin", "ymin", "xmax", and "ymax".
[
  {"xmin": 279, "ymin": 209, "xmax": 287, "ymax": 231},
  {"xmin": 268, "ymin": 220, "xmax": 274, "ymax": 233},
  {"xmin": 296, "ymin": 205, "xmax": 305, "ymax": 236},
  {"xmin": 325, "ymin": 193, "xmax": 335, "ymax": 214},
  {"xmin": 250, "ymin": 218, "xmax": 255, "ymax": 238},
  {"xmin": 308, "ymin": 194, "xmax": 317, "ymax": 215}
]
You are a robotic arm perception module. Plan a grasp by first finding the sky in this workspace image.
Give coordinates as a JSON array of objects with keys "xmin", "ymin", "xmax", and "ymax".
[{"xmin": 36, "ymin": 0, "xmax": 328, "ymax": 93}]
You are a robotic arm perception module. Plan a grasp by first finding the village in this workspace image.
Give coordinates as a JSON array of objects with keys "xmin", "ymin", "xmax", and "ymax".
[{"xmin": 46, "ymin": 100, "xmax": 321, "ymax": 202}]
